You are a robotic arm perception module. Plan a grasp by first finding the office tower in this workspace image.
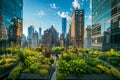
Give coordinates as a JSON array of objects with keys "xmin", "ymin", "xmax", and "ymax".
[
  {"xmin": 22, "ymin": 34, "xmax": 27, "ymax": 48},
  {"xmin": 84, "ymin": 25, "xmax": 92, "ymax": 49},
  {"xmin": 92, "ymin": 0, "xmax": 120, "ymax": 50},
  {"xmin": 62, "ymin": 17, "xmax": 67, "ymax": 36},
  {"xmin": 28, "ymin": 25, "xmax": 34, "ymax": 48},
  {"xmin": 0, "ymin": 0, "xmax": 23, "ymax": 47},
  {"xmin": 32, "ymin": 30, "xmax": 39, "ymax": 48},
  {"xmin": 70, "ymin": 9, "xmax": 84, "ymax": 48},
  {"xmin": 39, "ymin": 27, "xmax": 42, "ymax": 44},
  {"xmin": 60, "ymin": 34, "xmax": 65, "ymax": 47},
  {"xmin": 42, "ymin": 25, "xmax": 59, "ymax": 48}
]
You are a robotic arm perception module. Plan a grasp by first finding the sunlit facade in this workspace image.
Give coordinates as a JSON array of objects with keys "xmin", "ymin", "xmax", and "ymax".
[
  {"xmin": 70, "ymin": 9, "xmax": 84, "ymax": 48},
  {"xmin": 92, "ymin": 0, "xmax": 120, "ymax": 50}
]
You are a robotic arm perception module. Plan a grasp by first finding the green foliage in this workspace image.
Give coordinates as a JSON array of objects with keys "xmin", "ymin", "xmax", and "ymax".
[
  {"xmin": 39, "ymin": 69, "xmax": 48, "ymax": 76},
  {"xmin": 22, "ymin": 68, "xmax": 30, "ymax": 73},
  {"xmin": 40, "ymin": 64, "xmax": 50, "ymax": 70},
  {"xmin": 49, "ymin": 57, "xmax": 54, "ymax": 64},
  {"xmin": 52, "ymin": 46, "xmax": 64, "ymax": 51},
  {"xmin": 110, "ymin": 67, "xmax": 120, "ymax": 79},
  {"xmin": 56, "ymin": 71, "xmax": 66, "ymax": 80},
  {"xmin": 29, "ymin": 63, "xmax": 41, "ymax": 73},
  {"xmin": 11, "ymin": 65, "xmax": 22, "ymax": 80}
]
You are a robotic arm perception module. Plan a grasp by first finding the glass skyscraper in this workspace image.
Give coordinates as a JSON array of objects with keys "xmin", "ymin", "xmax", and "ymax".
[
  {"xmin": 92, "ymin": 0, "xmax": 120, "ymax": 50},
  {"xmin": 62, "ymin": 17, "xmax": 66, "ymax": 36},
  {"xmin": 0, "ymin": 0, "xmax": 23, "ymax": 47}
]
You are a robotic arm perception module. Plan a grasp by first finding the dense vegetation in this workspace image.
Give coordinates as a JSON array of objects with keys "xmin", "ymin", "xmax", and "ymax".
[
  {"xmin": 9, "ymin": 47, "xmax": 54, "ymax": 80},
  {"xmin": 57, "ymin": 47, "xmax": 120, "ymax": 80}
]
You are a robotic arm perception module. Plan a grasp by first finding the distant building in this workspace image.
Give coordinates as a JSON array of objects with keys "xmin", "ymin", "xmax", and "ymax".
[
  {"xmin": 39, "ymin": 27, "xmax": 42, "ymax": 45},
  {"xmin": 70, "ymin": 9, "xmax": 84, "ymax": 48},
  {"xmin": 42, "ymin": 25, "xmax": 59, "ymax": 48},
  {"xmin": 32, "ymin": 30, "xmax": 39, "ymax": 48},
  {"xmin": 27, "ymin": 25, "xmax": 34, "ymax": 48},
  {"xmin": 60, "ymin": 34, "xmax": 65, "ymax": 47},
  {"xmin": 22, "ymin": 34, "xmax": 27, "ymax": 48},
  {"xmin": 92, "ymin": 0, "xmax": 120, "ymax": 50},
  {"xmin": 0, "ymin": 0, "xmax": 23, "ymax": 47},
  {"xmin": 62, "ymin": 17, "xmax": 67, "ymax": 36},
  {"xmin": 84, "ymin": 25, "xmax": 92, "ymax": 49}
]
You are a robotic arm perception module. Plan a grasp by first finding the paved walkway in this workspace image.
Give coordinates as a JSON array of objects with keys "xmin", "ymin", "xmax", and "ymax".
[{"xmin": 51, "ymin": 56, "xmax": 57, "ymax": 80}]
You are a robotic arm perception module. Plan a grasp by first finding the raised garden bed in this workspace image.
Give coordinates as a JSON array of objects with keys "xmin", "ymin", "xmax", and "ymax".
[
  {"xmin": 8, "ymin": 66, "xmax": 55, "ymax": 80},
  {"xmin": 66, "ymin": 74, "xmax": 117, "ymax": 80}
]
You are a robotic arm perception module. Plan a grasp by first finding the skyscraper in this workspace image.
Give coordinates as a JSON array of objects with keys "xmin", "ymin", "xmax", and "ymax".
[
  {"xmin": 42, "ymin": 25, "xmax": 59, "ymax": 48},
  {"xmin": 70, "ymin": 9, "xmax": 84, "ymax": 48},
  {"xmin": 92, "ymin": 0, "xmax": 120, "ymax": 51},
  {"xmin": 32, "ymin": 30, "xmax": 39, "ymax": 48},
  {"xmin": 0, "ymin": 0, "xmax": 23, "ymax": 47},
  {"xmin": 62, "ymin": 17, "xmax": 67, "ymax": 36},
  {"xmin": 28, "ymin": 25, "xmax": 34, "ymax": 39},
  {"xmin": 28, "ymin": 25, "xmax": 34, "ymax": 47},
  {"xmin": 39, "ymin": 27, "xmax": 42, "ymax": 44}
]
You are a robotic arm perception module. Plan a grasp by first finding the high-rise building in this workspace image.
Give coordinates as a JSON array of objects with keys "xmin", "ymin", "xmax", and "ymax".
[
  {"xmin": 27, "ymin": 25, "xmax": 34, "ymax": 48},
  {"xmin": 22, "ymin": 34, "xmax": 27, "ymax": 48},
  {"xmin": 42, "ymin": 25, "xmax": 59, "ymax": 48},
  {"xmin": 84, "ymin": 25, "xmax": 92, "ymax": 49},
  {"xmin": 32, "ymin": 30, "xmax": 39, "ymax": 48},
  {"xmin": 28, "ymin": 25, "xmax": 34, "ymax": 39},
  {"xmin": 70, "ymin": 9, "xmax": 84, "ymax": 48},
  {"xmin": 39, "ymin": 27, "xmax": 42, "ymax": 44},
  {"xmin": 92, "ymin": 0, "xmax": 120, "ymax": 50},
  {"xmin": 0, "ymin": 0, "xmax": 23, "ymax": 47},
  {"xmin": 62, "ymin": 17, "xmax": 67, "ymax": 36}
]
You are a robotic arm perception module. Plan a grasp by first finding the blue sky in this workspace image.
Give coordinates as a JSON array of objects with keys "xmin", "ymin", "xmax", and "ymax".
[{"xmin": 23, "ymin": 0, "xmax": 91, "ymax": 36}]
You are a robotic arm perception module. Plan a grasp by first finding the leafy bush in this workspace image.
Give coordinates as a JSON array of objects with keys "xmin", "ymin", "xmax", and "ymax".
[
  {"xmin": 22, "ymin": 68, "xmax": 30, "ymax": 73},
  {"xmin": 29, "ymin": 63, "xmax": 41, "ymax": 73},
  {"xmin": 49, "ymin": 58, "xmax": 54, "ymax": 64},
  {"xmin": 39, "ymin": 69, "xmax": 48, "ymax": 76},
  {"xmin": 40, "ymin": 64, "xmax": 49, "ymax": 70},
  {"xmin": 56, "ymin": 71, "xmax": 65, "ymax": 80},
  {"xmin": 52, "ymin": 46, "xmax": 64, "ymax": 51},
  {"xmin": 11, "ymin": 65, "xmax": 22, "ymax": 80}
]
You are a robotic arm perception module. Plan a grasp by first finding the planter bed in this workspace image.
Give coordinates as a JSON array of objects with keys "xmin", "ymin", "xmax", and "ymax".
[
  {"xmin": 65, "ymin": 74, "xmax": 117, "ymax": 80},
  {"xmin": 8, "ymin": 66, "xmax": 55, "ymax": 80}
]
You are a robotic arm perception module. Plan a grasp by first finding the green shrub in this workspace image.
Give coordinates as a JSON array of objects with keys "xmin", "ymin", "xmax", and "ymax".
[
  {"xmin": 11, "ymin": 65, "xmax": 22, "ymax": 80},
  {"xmin": 40, "ymin": 64, "xmax": 49, "ymax": 70},
  {"xmin": 56, "ymin": 71, "xmax": 65, "ymax": 80},
  {"xmin": 110, "ymin": 67, "xmax": 120, "ymax": 79},
  {"xmin": 29, "ymin": 63, "xmax": 41, "ymax": 73},
  {"xmin": 22, "ymin": 68, "xmax": 30, "ymax": 73},
  {"xmin": 18, "ymin": 50, "xmax": 25, "ymax": 63},
  {"xmin": 52, "ymin": 46, "xmax": 64, "ymax": 51},
  {"xmin": 49, "ymin": 58, "xmax": 54, "ymax": 64},
  {"xmin": 39, "ymin": 69, "xmax": 48, "ymax": 76}
]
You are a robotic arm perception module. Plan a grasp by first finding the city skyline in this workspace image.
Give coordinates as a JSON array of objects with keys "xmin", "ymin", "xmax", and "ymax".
[{"xmin": 23, "ymin": 0, "xmax": 91, "ymax": 36}]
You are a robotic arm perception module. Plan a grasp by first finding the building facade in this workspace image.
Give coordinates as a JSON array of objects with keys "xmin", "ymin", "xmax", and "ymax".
[
  {"xmin": 27, "ymin": 25, "xmax": 34, "ymax": 48},
  {"xmin": 62, "ymin": 17, "xmax": 67, "ymax": 36},
  {"xmin": 39, "ymin": 27, "xmax": 42, "ymax": 45},
  {"xmin": 0, "ymin": 0, "xmax": 23, "ymax": 47},
  {"xmin": 92, "ymin": 0, "xmax": 120, "ymax": 50},
  {"xmin": 70, "ymin": 9, "xmax": 84, "ymax": 48},
  {"xmin": 32, "ymin": 30, "xmax": 39, "ymax": 48},
  {"xmin": 42, "ymin": 25, "xmax": 59, "ymax": 48},
  {"xmin": 84, "ymin": 25, "xmax": 92, "ymax": 49}
]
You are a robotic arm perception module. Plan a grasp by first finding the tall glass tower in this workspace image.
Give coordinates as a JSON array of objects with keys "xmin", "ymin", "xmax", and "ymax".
[
  {"xmin": 92, "ymin": 0, "xmax": 120, "ymax": 50},
  {"xmin": 0, "ymin": 0, "xmax": 23, "ymax": 47},
  {"xmin": 62, "ymin": 17, "xmax": 66, "ymax": 36}
]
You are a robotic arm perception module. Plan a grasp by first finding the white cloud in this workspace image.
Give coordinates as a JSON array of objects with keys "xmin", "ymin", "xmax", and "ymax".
[
  {"xmin": 72, "ymin": 0, "xmax": 80, "ymax": 9},
  {"xmin": 50, "ymin": 3, "xmax": 57, "ymax": 9},
  {"xmin": 57, "ymin": 11, "xmax": 71, "ymax": 20},
  {"xmin": 37, "ymin": 10, "xmax": 44, "ymax": 17}
]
